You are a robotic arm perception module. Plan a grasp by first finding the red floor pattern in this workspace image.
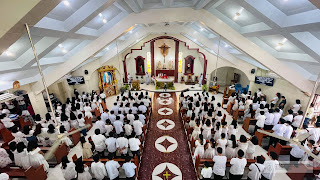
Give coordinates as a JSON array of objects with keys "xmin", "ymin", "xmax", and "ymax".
[{"xmin": 138, "ymin": 92, "xmax": 197, "ymax": 179}]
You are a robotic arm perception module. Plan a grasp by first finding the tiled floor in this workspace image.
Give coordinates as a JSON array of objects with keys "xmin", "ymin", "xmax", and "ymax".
[{"xmin": 44, "ymin": 83, "xmax": 290, "ymax": 180}]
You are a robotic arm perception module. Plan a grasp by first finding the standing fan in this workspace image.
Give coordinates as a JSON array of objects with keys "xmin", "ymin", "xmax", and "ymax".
[{"xmin": 257, "ymin": 129, "xmax": 320, "ymax": 162}]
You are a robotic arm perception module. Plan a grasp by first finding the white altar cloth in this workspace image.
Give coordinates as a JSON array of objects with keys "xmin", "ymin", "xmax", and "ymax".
[{"xmin": 155, "ymin": 77, "xmax": 174, "ymax": 82}]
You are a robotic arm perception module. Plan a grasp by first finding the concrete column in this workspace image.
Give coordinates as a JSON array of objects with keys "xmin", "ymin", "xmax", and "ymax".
[{"xmin": 28, "ymin": 91, "xmax": 47, "ymax": 117}]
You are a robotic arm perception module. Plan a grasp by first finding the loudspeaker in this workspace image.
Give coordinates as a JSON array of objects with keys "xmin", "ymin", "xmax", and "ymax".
[
  {"xmin": 84, "ymin": 70, "xmax": 88, "ymax": 75},
  {"xmin": 250, "ymin": 69, "xmax": 255, "ymax": 74}
]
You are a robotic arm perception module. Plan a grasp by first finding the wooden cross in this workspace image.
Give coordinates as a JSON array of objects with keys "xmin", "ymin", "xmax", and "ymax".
[
  {"xmin": 159, "ymin": 43, "xmax": 170, "ymax": 63},
  {"xmin": 163, "ymin": 171, "xmax": 171, "ymax": 179}
]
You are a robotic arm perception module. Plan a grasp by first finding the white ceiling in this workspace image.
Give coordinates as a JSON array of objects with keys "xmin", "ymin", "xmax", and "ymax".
[{"xmin": 0, "ymin": 0, "xmax": 319, "ymax": 91}]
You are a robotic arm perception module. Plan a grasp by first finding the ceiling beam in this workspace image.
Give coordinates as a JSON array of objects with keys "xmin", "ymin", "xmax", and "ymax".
[
  {"xmin": 31, "ymin": 7, "xmax": 314, "ymax": 94},
  {"xmin": 124, "ymin": 0, "xmax": 141, "ymax": 13},
  {"xmin": 309, "ymin": 0, "xmax": 320, "ymax": 9},
  {"xmin": 162, "ymin": 0, "xmax": 174, "ymax": 8},
  {"xmin": 194, "ymin": 0, "xmax": 212, "ymax": 10},
  {"xmin": 0, "ymin": 0, "xmax": 60, "ymax": 55}
]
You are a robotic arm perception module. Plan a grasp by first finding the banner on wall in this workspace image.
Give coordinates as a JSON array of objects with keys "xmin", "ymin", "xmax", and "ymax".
[
  {"xmin": 67, "ymin": 76, "xmax": 85, "ymax": 85},
  {"xmin": 255, "ymin": 76, "xmax": 274, "ymax": 86}
]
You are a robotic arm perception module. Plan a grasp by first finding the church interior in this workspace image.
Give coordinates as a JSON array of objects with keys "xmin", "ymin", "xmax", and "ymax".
[{"xmin": 0, "ymin": 0, "xmax": 320, "ymax": 179}]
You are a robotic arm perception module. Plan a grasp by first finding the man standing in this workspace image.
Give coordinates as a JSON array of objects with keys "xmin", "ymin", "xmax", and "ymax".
[
  {"xmin": 145, "ymin": 72, "xmax": 150, "ymax": 85},
  {"xmin": 304, "ymin": 103, "xmax": 314, "ymax": 126},
  {"xmin": 199, "ymin": 73, "xmax": 203, "ymax": 87}
]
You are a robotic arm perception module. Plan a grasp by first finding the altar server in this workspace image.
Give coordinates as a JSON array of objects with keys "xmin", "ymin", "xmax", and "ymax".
[{"xmin": 145, "ymin": 72, "xmax": 150, "ymax": 85}]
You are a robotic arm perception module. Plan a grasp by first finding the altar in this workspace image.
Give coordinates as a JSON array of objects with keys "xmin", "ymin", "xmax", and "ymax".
[{"xmin": 155, "ymin": 77, "xmax": 175, "ymax": 90}]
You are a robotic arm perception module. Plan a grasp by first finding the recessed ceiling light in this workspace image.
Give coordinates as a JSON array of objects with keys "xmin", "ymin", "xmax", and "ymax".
[
  {"xmin": 129, "ymin": 31, "xmax": 133, "ymax": 34},
  {"xmin": 225, "ymin": 44, "xmax": 229, "ymax": 48},
  {"xmin": 106, "ymin": 47, "xmax": 109, "ymax": 50},
  {"xmin": 63, "ymin": 0, "xmax": 70, "ymax": 6},
  {"xmin": 62, "ymin": 48, "xmax": 67, "ymax": 53},
  {"xmin": 4, "ymin": 51, "xmax": 13, "ymax": 57},
  {"xmin": 233, "ymin": 7, "xmax": 244, "ymax": 21},
  {"xmin": 200, "ymin": 28, "xmax": 204, "ymax": 31},
  {"xmin": 194, "ymin": 39, "xmax": 197, "ymax": 41},
  {"xmin": 102, "ymin": 18, "xmax": 107, "ymax": 23},
  {"xmin": 58, "ymin": 44, "xmax": 63, "ymax": 48},
  {"xmin": 99, "ymin": 13, "xmax": 103, "ymax": 17}
]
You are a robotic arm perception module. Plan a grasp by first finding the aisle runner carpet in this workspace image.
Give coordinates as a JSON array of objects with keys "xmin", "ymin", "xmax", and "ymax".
[{"xmin": 138, "ymin": 92, "xmax": 197, "ymax": 179}]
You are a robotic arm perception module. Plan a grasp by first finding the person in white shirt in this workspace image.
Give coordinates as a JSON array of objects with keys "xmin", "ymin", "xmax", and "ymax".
[
  {"xmin": 138, "ymin": 103, "xmax": 147, "ymax": 114},
  {"xmin": 254, "ymin": 111, "xmax": 266, "ymax": 133},
  {"xmin": 201, "ymin": 161, "xmax": 212, "ymax": 180},
  {"xmin": 129, "ymin": 132, "xmax": 141, "ymax": 161},
  {"xmin": 133, "ymin": 118, "xmax": 143, "ymax": 136},
  {"xmin": 281, "ymin": 121, "xmax": 293, "ymax": 145},
  {"xmin": 77, "ymin": 114, "xmax": 87, "ymax": 136},
  {"xmin": 229, "ymin": 149, "xmax": 247, "ymax": 179},
  {"xmin": 289, "ymin": 142, "xmax": 305, "ymax": 167},
  {"xmin": 95, "ymin": 116, "xmax": 106, "ymax": 134},
  {"xmin": 261, "ymin": 152, "xmax": 279, "ymax": 180},
  {"xmin": 127, "ymin": 110, "xmax": 135, "ymax": 125},
  {"xmin": 269, "ymin": 119, "xmax": 286, "ymax": 147},
  {"xmin": 256, "ymin": 88, "xmax": 262, "ymax": 98},
  {"xmin": 124, "ymin": 120, "xmax": 133, "ymax": 137},
  {"xmin": 270, "ymin": 93, "xmax": 281, "ymax": 109},
  {"xmin": 105, "ymin": 132, "xmax": 117, "ymax": 158},
  {"xmin": 83, "ymin": 103, "xmax": 92, "ymax": 118},
  {"xmin": 248, "ymin": 156, "xmax": 265, "ymax": 180},
  {"xmin": 99, "ymin": 91, "xmax": 106, "ymax": 102},
  {"xmin": 264, "ymin": 109, "xmax": 275, "ymax": 130},
  {"xmin": 91, "ymin": 129, "xmax": 106, "ymax": 156},
  {"xmin": 272, "ymin": 108, "xmax": 281, "ymax": 126},
  {"xmin": 127, "ymin": 73, "xmax": 131, "ymax": 84},
  {"xmin": 283, "ymin": 109, "xmax": 294, "ymax": 123},
  {"xmin": 113, "ymin": 117, "xmax": 124, "ymax": 135},
  {"xmin": 0, "ymin": 114, "xmax": 15, "ymax": 130},
  {"xmin": 116, "ymin": 132, "xmax": 128, "ymax": 156},
  {"xmin": 105, "ymin": 119, "xmax": 113, "ymax": 136},
  {"xmin": 291, "ymin": 99, "xmax": 301, "ymax": 115},
  {"xmin": 212, "ymin": 147, "xmax": 227, "ymax": 180},
  {"xmin": 109, "ymin": 111, "xmax": 116, "ymax": 124},
  {"xmin": 91, "ymin": 154, "xmax": 107, "ymax": 180},
  {"xmin": 105, "ymin": 154, "xmax": 120, "ymax": 180},
  {"xmin": 252, "ymin": 100, "xmax": 259, "ymax": 111},
  {"xmin": 303, "ymin": 103, "xmax": 314, "ymax": 126},
  {"xmin": 61, "ymin": 156, "xmax": 77, "ymax": 180},
  {"xmin": 292, "ymin": 110, "xmax": 303, "ymax": 130},
  {"xmin": 112, "ymin": 103, "xmax": 119, "ymax": 115},
  {"xmin": 308, "ymin": 122, "xmax": 320, "ymax": 143},
  {"xmin": 101, "ymin": 109, "xmax": 109, "ymax": 123},
  {"xmin": 138, "ymin": 112, "xmax": 146, "ymax": 125},
  {"xmin": 122, "ymin": 156, "xmax": 136, "ymax": 179}
]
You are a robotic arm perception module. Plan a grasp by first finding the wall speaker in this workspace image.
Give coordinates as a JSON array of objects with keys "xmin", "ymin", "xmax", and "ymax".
[
  {"xmin": 84, "ymin": 70, "xmax": 88, "ymax": 75},
  {"xmin": 250, "ymin": 69, "xmax": 255, "ymax": 74}
]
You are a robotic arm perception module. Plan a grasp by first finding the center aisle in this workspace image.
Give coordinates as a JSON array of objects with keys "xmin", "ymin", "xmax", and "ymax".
[{"xmin": 138, "ymin": 92, "xmax": 197, "ymax": 179}]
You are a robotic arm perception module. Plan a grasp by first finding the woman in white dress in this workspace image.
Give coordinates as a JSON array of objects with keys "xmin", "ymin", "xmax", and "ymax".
[
  {"xmin": 214, "ymin": 111, "xmax": 223, "ymax": 129},
  {"xmin": 228, "ymin": 120, "xmax": 238, "ymax": 139},
  {"xmin": 61, "ymin": 156, "xmax": 77, "ymax": 180},
  {"xmin": 15, "ymin": 142, "xmax": 30, "ymax": 169},
  {"xmin": 75, "ymin": 158, "xmax": 92, "ymax": 180},
  {"xmin": 83, "ymin": 103, "xmax": 93, "ymax": 118},
  {"xmin": 27, "ymin": 141, "xmax": 49, "ymax": 171},
  {"xmin": 235, "ymin": 135, "xmax": 248, "ymax": 157},
  {"xmin": 69, "ymin": 112, "xmax": 79, "ymax": 129},
  {"xmin": 186, "ymin": 106, "xmax": 193, "ymax": 118},
  {"xmin": 225, "ymin": 134, "xmax": 237, "ymax": 159},
  {"xmin": 217, "ymin": 133, "xmax": 228, "ymax": 155},
  {"xmin": 0, "ymin": 147, "xmax": 12, "ymax": 168},
  {"xmin": 193, "ymin": 134, "xmax": 206, "ymax": 159},
  {"xmin": 204, "ymin": 138, "xmax": 216, "ymax": 159},
  {"xmin": 191, "ymin": 120, "xmax": 202, "ymax": 140},
  {"xmin": 239, "ymin": 98, "xmax": 245, "ymax": 110},
  {"xmin": 202, "ymin": 119, "xmax": 213, "ymax": 141},
  {"xmin": 213, "ymin": 122, "xmax": 222, "ymax": 141},
  {"xmin": 246, "ymin": 136, "xmax": 258, "ymax": 159}
]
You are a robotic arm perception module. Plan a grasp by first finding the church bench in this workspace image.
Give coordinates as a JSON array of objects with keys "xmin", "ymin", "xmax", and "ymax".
[
  {"xmin": 54, "ymin": 143, "xmax": 69, "ymax": 164},
  {"xmin": 255, "ymin": 130, "xmax": 272, "ymax": 146},
  {"xmin": 18, "ymin": 116, "xmax": 31, "ymax": 129},
  {"xmin": 195, "ymin": 155, "xmax": 257, "ymax": 178},
  {"xmin": 72, "ymin": 154, "xmax": 140, "ymax": 176},
  {"xmin": 84, "ymin": 117, "xmax": 92, "ymax": 131},
  {"xmin": 0, "ymin": 127, "xmax": 14, "ymax": 143},
  {"xmin": 242, "ymin": 117, "xmax": 257, "ymax": 133},
  {"xmin": 221, "ymin": 114, "xmax": 227, "ymax": 124},
  {"xmin": 286, "ymin": 164, "xmax": 320, "ymax": 180},
  {"xmin": 70, "ymin": 128, "xmax": 81, "ymax": 146},
  {"xmin": 233, "ymin": 109, "xmax": 245, "ymax": 121},
  {"xmin": 0, "ymin": 167, "xmax": 26, "ymax": 178},
  {"xmin": 25, "ymin": 164, "xmax": 47, "ymax": 180},
  {"xmin": 226, "ymin": 103, "xmax": 233, "ymax": 114},
  {"xmin": 268, "ymin": 143, "xmax": 292, "ymax": 156},
  {"xmin": 94, "ymin": 108, "xmax": 101, "ymax": 118}
]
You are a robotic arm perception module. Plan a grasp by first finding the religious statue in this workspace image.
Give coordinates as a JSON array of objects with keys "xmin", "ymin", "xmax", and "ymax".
[
  {"xmin": 140, "ymin": 65, "xmax": 143, "ymax": 73},
  {"xmin": 157, "ymin": 61, "xmax": 162, "ymax": 70},
  {"xmin": 159, "ymin": 43, "xmax": 170, "ymax": 63},
  {"xmin": 168, "ymin": 60, "xmax": 174, "ymax": 70},
  {"xmin": 186, "ymin": 63, "xmax": 191, "ymax": 73}
]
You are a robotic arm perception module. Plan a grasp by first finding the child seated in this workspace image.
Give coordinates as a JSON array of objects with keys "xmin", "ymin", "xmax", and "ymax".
[
  {"xmin": 91, "ymin": 154, "xmax": 107, "ymax": 180},
  {"xmin": 122, "ymin": 156, "xmax": 137, "ymax": 180}
]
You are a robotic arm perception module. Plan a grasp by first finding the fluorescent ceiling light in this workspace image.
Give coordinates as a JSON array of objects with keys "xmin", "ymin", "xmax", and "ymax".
[{"xmin": 63, "ymin": 0, "xmax": 70, "ymax": 6}]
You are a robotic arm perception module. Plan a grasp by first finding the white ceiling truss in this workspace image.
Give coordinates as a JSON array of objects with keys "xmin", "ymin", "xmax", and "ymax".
[{"xmin": 0, "ymin": 0, "xmax": 318, "ymax": 93}]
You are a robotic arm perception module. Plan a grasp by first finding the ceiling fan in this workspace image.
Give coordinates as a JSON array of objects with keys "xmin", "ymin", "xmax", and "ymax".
[
  {"xmin": 257, "ymin": 129, "xmax": 320, "ymax": 162},
  {"xmin": 44, "ymin": 124, "xmax": 91, "ymax": 160}
]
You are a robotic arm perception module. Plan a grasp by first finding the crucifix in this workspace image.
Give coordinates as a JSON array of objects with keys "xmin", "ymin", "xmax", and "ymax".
[{"xmin": 159, "ymin": 43, "xmax": 170, "ymax": 63}]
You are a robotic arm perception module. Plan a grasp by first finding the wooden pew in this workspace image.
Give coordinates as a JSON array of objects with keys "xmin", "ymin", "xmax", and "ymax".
[
  {"xmin": 226, "ymin": 103, "xmax": 233, "ymax": 114},
  {"xmin": 25, "ymin": 164, "xmax": 47, "ymax": 180},
  {"xmin": 101, "ymin": 101, "xmax": 107, "ymax": 111},
  {"xmin": 242, "ymin": 117, "xmax": 257, "ymax": 133},
  {"xmin": 286, "ymin": 164, "xmax": 319, "ymax": 180},
  {"xmin": 84, "ymin": 117, "xmax": 92, "ymax": 131},
  {"xmin": 54, "ymin": 143, "xmax": 69, "ymax": 164},
  {"xmin": 1, "ymin": 167, "xmax": 25, "ymax": 178},
  {"xmin": 18, "ymin": 116, "xmax": 31, "ymax": 129},
  {"xmin": 268, "ymin": 142, "xmax": 292, "ymax": 156},
  {"xmin": 195, "ymin": 155, "xmax": 257, "ymax": 178},
  {"xmin": 255, "ymin": 130, "xmax": 272, "ymax": 146},
  {"xmin": 70, "ymin": 128, "xmax": 81, "ymax": 145},
  {"xmin": 94, "ymin": 108, "xmax": 101, "ymax": 118},
  {"xmin": 0, "ymin": 127, "xmax": 14, "ymax": 142},
  {"xmin": 221, "ymin": 114, "xmax": 227, "ymax": 124},
  {"xmin": 232, "ymin": 109, "xmax": 244, "ymax": 120}
]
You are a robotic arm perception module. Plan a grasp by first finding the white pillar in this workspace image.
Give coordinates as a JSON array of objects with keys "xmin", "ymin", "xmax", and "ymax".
[{"xmin": 28, "ymin": 91, "xmax": 47, "ymax": 118}]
